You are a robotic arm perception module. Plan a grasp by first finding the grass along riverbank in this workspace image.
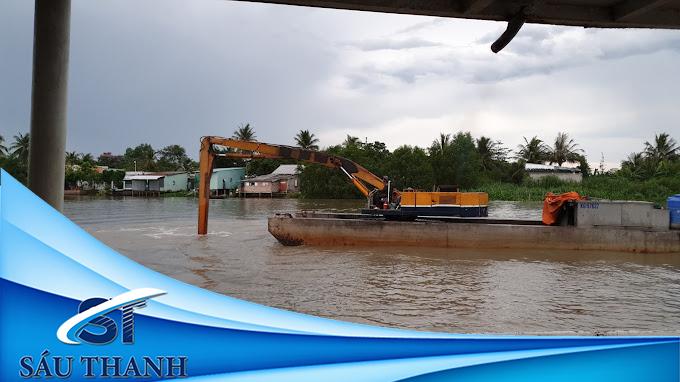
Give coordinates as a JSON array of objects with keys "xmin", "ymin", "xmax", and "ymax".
[{"xmin": 467, "ymin": 175, "xmax": 680, "ymax": 205}]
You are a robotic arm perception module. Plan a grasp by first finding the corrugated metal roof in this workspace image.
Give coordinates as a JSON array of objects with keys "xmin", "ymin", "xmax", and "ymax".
[
  {"xmin": 270, "ymin": 164, "xmax": 299, "ymax": 175},
  {"xmin": 213, "ymin": 167, "xmax": 245, "ymax": 172},
  {"xmin": 123, "ymin": 175, "xmax": 165, "ymax": 181},
  {"xmin": 245, "ymin": 173, "xmax": 297, "ymax": 182},
  {"xmin": 123, "ymin": 171, "xmax": 189, "ymax": 181}
]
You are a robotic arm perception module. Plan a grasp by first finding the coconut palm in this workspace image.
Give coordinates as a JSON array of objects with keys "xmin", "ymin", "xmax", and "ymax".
[
  {"xmin": 10, "ymin": 133, "xmax": 30, "ymax": 163},
  {"xmin": 548, "ymin": 132, "xmax": 582, "ymax": 166},
  {"xmin": 81, "ymin": 153, "xmax": 95, "ymax": 164},
  {"xmin": 429, "ymin": 133, "xmax": 451, "ymax": 156},
  {"xmin": 294, "ymin": 130, "xmax": 319, "ymax": 150},
  {"xmin": 0, "ymin": 134, "xmax": 7, "ymax": 157},
  {"xmin": 516, "ymin": 136, "xmax": 549, "ymax": 163},
  {"xmin": 343, "ymin": 135, "xmax": 361, "ymax": 148},
  {"xmin": 621, "ymin": 152, "xmax": 644, "ymax": 171},
  {"xmin": 644, "ymin": 133, "xmax": 678, "ymax": 163},
  {"xmin": 476, "ymin": 136, "xmax": 509, "ymax": 170},
  {"xmin": 232, "ymin": 123, "xmax": 256, "ymax": 141},
  {"xmin": 620, "ymin": 151, "xmax": 657, "ymax": 179},
  {"xmin": 65, "ymin": 151, "xmax": 80, "ymax": 166}
]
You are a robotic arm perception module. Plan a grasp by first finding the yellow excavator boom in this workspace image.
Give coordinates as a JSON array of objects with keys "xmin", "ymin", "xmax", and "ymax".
[{"xmin": 197, "ymin": 136, "xmax": 388, "ymax": 234}]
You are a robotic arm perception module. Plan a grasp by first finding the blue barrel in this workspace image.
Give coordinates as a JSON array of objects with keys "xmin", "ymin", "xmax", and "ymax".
[{"xmin": 669, "ymin": 194, "xmax": 680, "ymax": 229}]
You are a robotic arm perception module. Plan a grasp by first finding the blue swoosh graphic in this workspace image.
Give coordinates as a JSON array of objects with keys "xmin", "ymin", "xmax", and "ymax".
[{"xmin": 1, "ymin": 168, "xmax": 678, "ymax": 381}]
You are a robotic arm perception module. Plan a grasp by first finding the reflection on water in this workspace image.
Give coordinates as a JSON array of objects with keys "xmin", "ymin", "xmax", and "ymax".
[{"xmin": 64, "ymin": 196, "xmax": 680, "ymax": 335}]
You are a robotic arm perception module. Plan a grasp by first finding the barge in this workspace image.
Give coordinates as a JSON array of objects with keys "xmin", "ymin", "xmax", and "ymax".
[{"xmin": 268, "ymin": 200, "xmax": 680, "ymax": 254}]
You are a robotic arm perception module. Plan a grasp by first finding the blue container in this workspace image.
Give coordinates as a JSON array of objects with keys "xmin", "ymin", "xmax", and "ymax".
[{"xmin": 669, "ymin": 194, "xmax": 680, "ymax": 229}]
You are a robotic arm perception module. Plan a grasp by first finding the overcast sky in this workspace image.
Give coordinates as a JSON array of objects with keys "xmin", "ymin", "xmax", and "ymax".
[{"xmin": 2, "ymin": 0, "xmax": 679, "ymax": 168}]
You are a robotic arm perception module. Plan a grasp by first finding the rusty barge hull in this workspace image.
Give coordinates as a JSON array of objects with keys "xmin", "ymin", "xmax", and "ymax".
[{"xmin": 268, "ymin": 213, "xmax": 680, "ymax": 254}]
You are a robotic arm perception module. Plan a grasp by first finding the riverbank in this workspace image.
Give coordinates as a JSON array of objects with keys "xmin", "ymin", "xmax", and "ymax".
[{"xmin": 466, "ymin": 175, "xmax": 680, "ymax": 205}]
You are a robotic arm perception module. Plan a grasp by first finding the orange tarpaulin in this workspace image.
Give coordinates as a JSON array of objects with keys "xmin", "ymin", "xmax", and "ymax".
[{"xmin": 542, "ymin": 192, "xmax": 584, "ymax": 225}]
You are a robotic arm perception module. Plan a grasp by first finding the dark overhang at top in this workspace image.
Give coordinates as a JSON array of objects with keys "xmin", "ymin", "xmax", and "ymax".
[
  {"xmin": 242, "ymin": 1, "xmax": 680, "ymax": 51},
  {"xmin": 244, "ymin": 1, "xmax": 680, "ymax": 29}
]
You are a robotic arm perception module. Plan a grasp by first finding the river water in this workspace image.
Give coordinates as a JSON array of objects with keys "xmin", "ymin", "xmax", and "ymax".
[{"xmin": 63, "ymin": 196, "xmax": 680, "ymax": 335}]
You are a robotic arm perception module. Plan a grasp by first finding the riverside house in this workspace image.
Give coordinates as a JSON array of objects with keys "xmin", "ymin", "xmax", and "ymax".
[
  {"xmin": 239, "ymin": 164, "xmax": 300, "ymax": 197},
  {"xmin": 122, "ymin": 172, "xmax": 189, "ymax": 195}
]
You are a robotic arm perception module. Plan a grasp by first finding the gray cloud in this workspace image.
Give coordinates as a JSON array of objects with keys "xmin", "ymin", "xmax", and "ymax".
[
  {"xmin": 395, "ymin": 18, "xmax": 448, "ymax": 34},
  {"xmin": 345, "ymin": 36, "xmax": 443, "ymax": 51},
  {"xmin": 340, "ymin": 24, "xmax": 680, "ymax": 88}
]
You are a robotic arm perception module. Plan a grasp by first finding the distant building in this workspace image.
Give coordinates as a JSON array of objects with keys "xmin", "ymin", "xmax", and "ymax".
[
  {"xmin": 525, "ymin": 163, "xmax": 582, "ymax": 183},
  {"xmin": 239, "ymin": 164, "xmax": 300, "ymax": 197},
  {"xmin": 193, "ymin": 167, "xmax": 245, "ymax": 197},
  {"xmin": 122, "ymin": 172, "xmax": 189, "ymax": 194}
]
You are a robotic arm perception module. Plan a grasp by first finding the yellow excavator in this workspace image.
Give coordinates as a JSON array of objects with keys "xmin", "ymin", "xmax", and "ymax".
[{"xmin": 197, "ymin": 136, "xmax": 488, "ymax": 234}]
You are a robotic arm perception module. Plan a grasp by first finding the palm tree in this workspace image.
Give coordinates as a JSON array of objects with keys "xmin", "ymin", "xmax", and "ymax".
[
  {"xmin": 294, "ymin": 130, "xmax": 319, "ymax": 150},
  {"xmin": 232, "ymin": 123, "xmax": 256, "ymax": 141},
  {"xmin": 548, "ymin": 132, "xmax": 582, "ymax": 166},
  {"xmin": 516, "ymin": 136, "xmax": 549, "ymax": 163},
  {"xmin": 343, "ymin": 135, "xmax": 361, "ymax": 148},
  {"xmin": 65, "ymin": 151, "xmax": 80, "ymax": 166},
  {"xmin": 476, "ymin": 136, "xmax": 509, "ymax": 170},
  {"xmin": 10, "ymin": 133, "xmax": 30, "ymax": 163},
  {"xmin": 81, "ymin": 153, "xmax": 95, "ymax": 164},
  {"xmin": 0, "ymin": 134, "xmax": 7, "ymax": 157},
  {"xmin": 429, "ymin": 133, "xmax": 451, "ymax": 156},
  {"xmin": 644, "ymin": 133, "xmax": 678, "ymax": 163},
  {"xmin": 621, "ymin": 152, "xmax": 644, "ymax": 171},
  {"xmin": 620, "ymin": 152, "xmax": 656, "ymax": 179}
]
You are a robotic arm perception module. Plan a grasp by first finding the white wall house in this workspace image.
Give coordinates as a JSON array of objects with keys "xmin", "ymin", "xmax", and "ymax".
[
  {"xmin": 525, "ymin": 163, "xmax": 582, "ymax": 183},
  {"xmin": 123, "ymin": 172, "xmax": 188, "ymax": 192}
]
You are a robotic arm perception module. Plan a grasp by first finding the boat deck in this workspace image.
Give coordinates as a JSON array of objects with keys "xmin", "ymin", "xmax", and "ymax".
[{"xmin": 269, "ymin": 212, "xmax": 680, "ymax": 254}]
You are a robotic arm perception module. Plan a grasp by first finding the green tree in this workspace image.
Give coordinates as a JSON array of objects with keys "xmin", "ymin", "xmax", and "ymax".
[
  {"xmin": 157, "ymin": 144, "xmax": 192, "ymax": 171},
  {"xmin": 0, "ymin": 134, "xmax": 7, "ymax": 157},
  {"xmin": 575, "ymin": 154, "xmax": 591, "ymax": 177},
  {"xmin": 81, "ymin": 153, "xmax": 94, "ymax": 164},
  {"xmin": 343, "ymin": 135, "xmax": 361, "ymax": 148},
  {"xmin": 97, "ymin": 152, "xmax": 125, "ymax": 169},
  {"xmin": 298, "ymin": 139, "xmax": 391, "ymax": 199},
  {"xmin": 516, "ymin": 136, "xmax": 549, "ymax": 163},
  {"xmin": 294, "ymin": 130, "xmax": 319, "ymax": 150},
  {"xmin": 429, "ymin": 133, "xmax": 453, "ymax": 186},
  {"xmin": 620, "ymin": 152, "xmax": 650, "ymax": 180},
  {"xmin": 65, "ymin": 158, "xmax": 100, "ymax": 190},
  {"xmin": 548, "ymin": 132, "xmax": 583, "ymax": 166},
  {"xmin": 4, "ymin": 133, "xmax": 30, "ymax": 183},
  {"xmin": 65, "ymin": 151, "xmax": 80, "ymax": 166},
  {"xmin": 429, "ymin": 133, "xmax": 451, "ymax": 157},
  {"xmin": 476, "ymin": 136, "xmax": 509, "ymax": 171},
  {"xmin": 449, "ymin": 132, "xmax": 481, "ymax": 188},
  {"xmin": 246, "ymin": 158, "xmax": 286, "ymax": 176},
  {"xmin": 101, "ymin": 169, "xmax": 125, "ymax": 184},
  {"xmin": 232, "ymin": 123, "xmax": 256, "ymax": 141},
  {"xmin": 299, "ymin": 164, "xmax": 359, "ymax": 199},
  {"xmin": 386, "ymin": 145, "xmax": 434, "ymax": 190},
  {"xmin": 10, "ymin": 133, "xmax": 30, "ymax": 164},
  {"xmin": 430, "ymin": 132, "xmax": 480, "ymax": 188},
  {"xmin": 644, "ymin": 133, "xmax": 678, "ymax": 163},
  {"xmin": 123, "ymin": 143, "xmax": 156, "ymax": 171}
]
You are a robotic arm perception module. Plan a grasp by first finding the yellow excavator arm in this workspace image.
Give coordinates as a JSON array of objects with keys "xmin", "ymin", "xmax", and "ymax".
[{"xmin": 198, "ymin": 136, "xmax": 388, "ymax": 234}]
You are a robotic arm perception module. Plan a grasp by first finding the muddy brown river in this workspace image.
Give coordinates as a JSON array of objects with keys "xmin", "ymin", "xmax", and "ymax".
[{"xmin": 64, "ymin": 196, "xmax": 680, "ymax": 335}]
